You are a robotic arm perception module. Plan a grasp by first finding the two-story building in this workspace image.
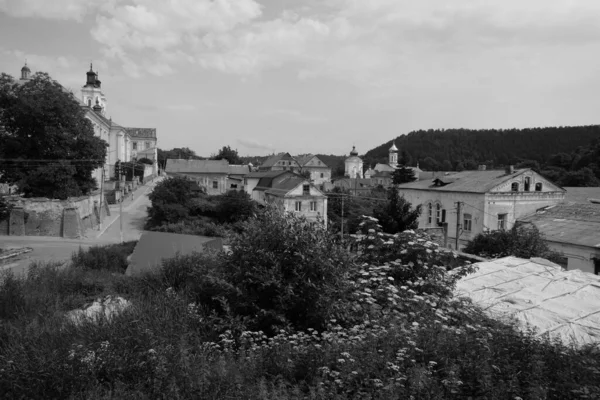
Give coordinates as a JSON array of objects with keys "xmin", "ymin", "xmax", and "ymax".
[
  {"xmin": 251, "ymin": 172, "xmax": 328, "ymax": 227},
  {"xmin": 397, "ymin": 166, "xmax": 566, "ymax": 250},
  {"xmin": 259, "ymin": 153, "xmax": 301, "ymax": 173},
  {"xmin": 295, "ymin": 154, "xmax": 331, "ymax": 186},
  {"xmin": 165, "ymin": 159, "xmax": 250, "ymax": 195}
]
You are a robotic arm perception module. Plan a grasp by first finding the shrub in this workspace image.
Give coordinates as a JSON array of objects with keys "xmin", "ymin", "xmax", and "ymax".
[
  {"xmin": 147, "ymin": 176, "xmax": 196, "ymax": 226},
  {"xmin": 71, "ymin": 241, "xmax": 137, "ymax": 273}
]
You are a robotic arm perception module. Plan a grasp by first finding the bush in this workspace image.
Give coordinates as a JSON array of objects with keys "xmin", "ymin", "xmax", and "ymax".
[
  {"xmin": 147, "ymin": 176, "xmax": 196, "ymax": 226},
  {"xmin": 71, "ymin": 241, "xmax": 137, "ymax": 273}
]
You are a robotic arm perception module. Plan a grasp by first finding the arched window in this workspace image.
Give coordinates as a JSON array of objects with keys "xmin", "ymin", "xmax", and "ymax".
[
  {"xmin": 87, "ymin": 98, "xmax": 92, "ymax": 106},
  {"xmin": 524, "ymin": 177, "xmax": 531, "ymax": 191},
  {"xmin": 436, "ymin": 203, "xmax": 442, "ymax": 224},
  {"xmin": 427, "ymin": 202, "xmax": 433, "ymax": 224},
  {"xmin": 511, "ymin": 182, "xmax": 519, "ymax": 191},
  {"xmin": 535, "ymin": 182, "xmax": 542, "ymax": 191}
]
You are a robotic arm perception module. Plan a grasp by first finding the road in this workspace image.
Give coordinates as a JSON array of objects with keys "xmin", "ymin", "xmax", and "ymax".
[{"xmin": 1, "ymin": 178, "xmax": 161, "ymax": 277}]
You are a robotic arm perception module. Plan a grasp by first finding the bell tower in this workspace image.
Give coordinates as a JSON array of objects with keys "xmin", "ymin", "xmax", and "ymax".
[
  {"xmin": 81, "ymin": 63, "xmax": 107, "ymax": 115},
  {"xmin": 389, "ymin": 141, "xmax": 398, "ymax": 168}
]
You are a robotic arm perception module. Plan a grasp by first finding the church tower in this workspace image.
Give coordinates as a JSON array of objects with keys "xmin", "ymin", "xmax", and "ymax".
[
  {"xmin": 81, "ymin": 63, "xmax": 107, "ymax": 115},
  {"xmin": 20, "ymin": 62, "xmax": 31, "ymax": 81},
  {"xmin": 345, "ymin": 146, "xmax": 364, "ymax": 179},
  {"xmin": 389, "ymin": 141, "xmax": 398, "ymax": 168}
]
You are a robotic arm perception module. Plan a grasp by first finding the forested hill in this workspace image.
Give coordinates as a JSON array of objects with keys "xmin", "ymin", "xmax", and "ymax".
[{"xmin": 363, "ymin": 126, "xmax": 600, "ymax": 168}]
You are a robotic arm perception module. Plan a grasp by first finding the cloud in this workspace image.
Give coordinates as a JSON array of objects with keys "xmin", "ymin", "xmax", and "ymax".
[
  {"xmin": 264, "ymin": 108, "xmax": 328, "ymax": 124},
  {"xmin": 237, "ymin": 138, "xmax": 275, "ymax": 152},
  {"xmin": 0, "ymin": 0, "xmax": 106, "ymax": 21}
]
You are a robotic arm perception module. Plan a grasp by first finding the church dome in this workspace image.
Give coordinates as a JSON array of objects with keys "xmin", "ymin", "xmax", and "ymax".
[
  {"xmin": 389, "ymin": 141, "xmax": 398, "ymax": 152},
  {"xmin": 21, "ymin": 63, "xmax": 30, "ymax": 73},
  {"xmin": 350, "ymin": 146, "xmax": 358, "ymax": 156}
]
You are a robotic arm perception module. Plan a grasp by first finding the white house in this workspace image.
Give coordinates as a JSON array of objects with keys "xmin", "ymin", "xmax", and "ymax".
[
  {"xmin": 295, "ymin": 154, "xmax": 331, "ymax": 186},
  {"xmin": 397, "ymin": 166, "xmax": 566, "ymax": 251}
]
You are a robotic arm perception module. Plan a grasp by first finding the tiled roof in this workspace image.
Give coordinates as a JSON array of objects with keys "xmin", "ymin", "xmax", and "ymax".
[
  {"xmin": 165, "ymin": 159, "xmax": 230, "ymax": 174},
  {"xmin": 518, "ymin": 202, "xmax": 600, "ymax": 248},
  {"xmin": 564, "ymin": 187, "xmax": 600, "ymax": 204},
  {"xmin": 229, "ymin": 165, "xmax": 250, "ymax": 175},
  {"xmin": 126, "ymin": 127, "xmax": 157, "ymax": 139},
  {"xmin": 295, "ymin": 155, "xmax": 313, "ymax": 166},
  {"xmin": 396, "ymin": 169, "xmax": 550, "ymax": 194},
  {"xmin": 374, "ymin": 163, "xmax": 395, "ymax": 172},
  {"xmin": 260, "ymin": 152, "xmax": 297, "ymax": 168},
  {"xmin": 246, "ymin": 170, "xmax": 291, "ymax": 179},
  {"xmin": 265, "ymin": 176, "xmax": 306, "ymax": 195}
]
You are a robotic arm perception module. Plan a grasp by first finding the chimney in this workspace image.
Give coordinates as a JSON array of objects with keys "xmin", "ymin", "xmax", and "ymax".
[
  {"xmin": 478, "ymin": 164, "xmax": 487, "ymax": 171},
  {"xmin": 505, "ymin": 165, "xmax": 514, "ymax": 175}
]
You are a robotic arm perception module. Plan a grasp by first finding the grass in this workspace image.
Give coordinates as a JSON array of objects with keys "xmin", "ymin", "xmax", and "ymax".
[{"xmin": 0, "ymin": 233, "xmax": 598, "ymax": 399}]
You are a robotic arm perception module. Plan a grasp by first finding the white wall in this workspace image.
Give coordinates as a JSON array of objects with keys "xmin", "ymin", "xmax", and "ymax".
[{"xmin": 546, "ymin": 241, "xmax": 600, "ymax": 275}]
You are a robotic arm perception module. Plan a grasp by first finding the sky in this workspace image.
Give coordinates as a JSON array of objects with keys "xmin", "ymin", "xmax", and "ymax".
[{"xmin": 2, "ymin": 0, "xmax": 600, "ymax": 157}]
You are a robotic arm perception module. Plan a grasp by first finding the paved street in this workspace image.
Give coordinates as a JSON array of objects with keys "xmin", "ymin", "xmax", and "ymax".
[{"xmin": 1, "ymin": 177, "xmax": 162, "ymax": 277}]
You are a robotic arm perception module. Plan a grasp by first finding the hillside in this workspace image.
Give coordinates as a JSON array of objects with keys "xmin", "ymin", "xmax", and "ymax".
[{"xmin": 363, "ymin": 126, "xmax": 600, "ymax": 169}]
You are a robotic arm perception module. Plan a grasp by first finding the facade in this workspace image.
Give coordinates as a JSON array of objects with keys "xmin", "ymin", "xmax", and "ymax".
[
  {"xmin": 252, "ymin": 173, "xmax": 328, "ymax": 227},
  {"xmin": 259, "ymin": 153, "xmax": 301, "ymax": 172},
  {"xmin": 518, "ymin": 202, "xmax": 600, "ymax": 274},
  {"xmin": 345, "ymin": 146, "xmax": 364, "ymax": 178},
  {"xmin": 126, "ymin": 128, "xmax": 158, "ymax": 175},
  {"xmin": 295, "ymin": 154, "xmax": 331, "ymax": 185},
  {"xmin": 244, "ymin": 170, "xmax": 296, "ymax": 201},
  {"xmin": 165, "ymin": 159, "xmax": 249, "ymax": 195},
  {"xmin": 397, "ymin": 167, "xmax": 566, "ymax": 250}
]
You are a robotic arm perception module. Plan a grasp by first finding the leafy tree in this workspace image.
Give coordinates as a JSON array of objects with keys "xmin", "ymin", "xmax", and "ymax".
[
  {"xmin": 399, "ymin": 150, "xmax": 412, "ymax": 166},
  {"xmin": 0, "ymin": 72, "xmax": 107, "ymax": 199},
  {"xmin": 0, "ymin": 196, "xmax": 12, "ymax": 222},
  {"xmin": 441, "ymin": 159, "xmax": 453, "ymax": 171},
  {"xmin": 464, "ymin": 224, "xmax": 563, "ymax": 262},
  {"xmin": 515, "ymin": 160, "xmax": 541, "ymax": 172},
  {"xmin": 373, "ymin": 188, "xmax": 421, "ymax": 234},
  {"xmin": 147, "ymin": 176, "xmax": 196, "ymax": 226},
  {"xmin": 215, "ymin": 190, "xmax": 257, "ymax": 224},
  {"xmin": 211, "ymin": 145, "xmax": 242, "ymax": 165},
  {"xmin": 391, "ymin": 165, "xmax": 416, "ymax": 184},
  {"xmin": 455, "ymin": 161, "xmax": 465, "ymax": 172},
  {"xmin": 421, "ymin": 157, "xmax": 439, "ymax": 171},
  {"xmin": 557, "ymin": 167, "xmax": 600, "ymax": 187},
  {"xmin": 137, "ymin": 157, "xmax": 153, "ymax": 165}
]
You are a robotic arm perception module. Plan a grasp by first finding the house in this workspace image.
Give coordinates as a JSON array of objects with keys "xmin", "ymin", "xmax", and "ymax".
[
  {"xmin": 397, "ymin": 166, "xmax": 566, "ymax": 250},
  {"xmin": 252, "ymin": 173, "xmax": 328, "ymax": 227},
  {"xmin": 127, "ymin": 128, "xmax": 158, "ymax": 176},
  {"xmin": 295, "ymin": 154, "xmax": 331, "ymax": 186},
  {"xmin": 228, "ymin": 164, "xmax": 251, "ymax": 191},
  {"xmin": 244, "ymin": 170, "xmax": 296, "ymax": 201},
  {"xmin": 165, "ymin": 159, "xmax": 231, "ymax": 195},
  {"xmin": 517, "ymin": 202, "xmax": 600, "ymax": 274},
  {"xmin": 258, "ymin": 153, "xmax": 301, "ymax": 173}
]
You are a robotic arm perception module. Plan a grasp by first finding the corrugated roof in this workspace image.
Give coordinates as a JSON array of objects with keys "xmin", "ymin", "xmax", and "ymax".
[
  {"xmin": 564, "ymin": 187, "xmax": 600, "ymax": 204},
  {"xmin": 518, "ymin": 202, "xmax": 600, "ymax": 248},
  {"xmin": 457, "ymin": 256, "xmax": 600, "ymax": 347},
  {"xmin": 396, "ymin": 169, "xmax": 550, "ymax": 193},
  {"xmin": 165, "ymin": 159, "xmax": 230, "ymax": 174},
  {"xmin": 126, "ymin": 127, "xmax": 157, "ymax": 138}
]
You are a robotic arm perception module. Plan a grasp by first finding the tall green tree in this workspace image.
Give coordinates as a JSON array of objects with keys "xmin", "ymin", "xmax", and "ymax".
[
  {"xmin": 211, "ymin": 145, "xmax": 242, "ymax": 164},
  {"xmin": 392, "ymin": 165, "xmax": 416, "ymax": 184},
  {"xmin": 373, "ymin": 188, "xmax": 421, "ymax": 234},
  {"xmin": 0, "ymin": 72, "xmax": 107, "ymax": 199}
]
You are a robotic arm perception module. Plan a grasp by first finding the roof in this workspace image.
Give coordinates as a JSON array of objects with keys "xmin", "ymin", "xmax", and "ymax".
[
  {"xmin": 229, "ymin": 164, "xmax": 250, "ymax": 175},
  {"xmin": 260, "ymin": 152, "xmax": 297, "ymax": 168},
  {"xmin": 374, "ymin": 163, "xmax": 396, "ymax": 172},
  {"xmin": 265, "ymin": 176, "xmax": 307, "ymax": 196},
  {"xmin": 246, "ymin": 170, "xmax": 291, "ymax": 179},
  {"xmin": 165, "ymin": 159, "xmax": 230, "ymax": 174},
  {"xmin": 295, "ymin": 155, "xmax": 313, "ymax": 166},
  {"xmin": 456, "ymin": 256, "xmax": 600, "ymax": 347},
  {"xmin": 125, "ymin": 231, "xmax": 222, "ymax": 276},
  {"xmin": 518, "ymin": 202, "xmax": 600, "ymax": 248},
  {"xmin": 389, "ymin": 142, "xmax": 398, "ymax": 151},
  {"xmin": 564, "ymin": 187, "xmax": 600, "ymax": 204},
  {"xmin": 396, "ymin": 169, "xmax": 553, "ymax": 194},
  {"xmin": 126, "ymin": 128, "xmax": 157, "ymax": 139}
]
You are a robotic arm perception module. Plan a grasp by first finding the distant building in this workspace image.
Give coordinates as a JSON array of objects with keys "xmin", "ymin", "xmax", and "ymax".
[
  {"xmin": 295, "ymin": 154, "xmax": 331, "ymax": 186},
  {"xmin": 244, "ymin": 170, "xmax": 296, "ymax": 200},
  {"xmin": 165, "ymin": 159, "xmax": 249, "ymax": 195},
  {"xmin": 251, "ymin": 172, "xmax": 328, "ymax": 227},
  {"xmin": 518, "ymin": 202, "xmax": 600, "ymax": 274},
  {"xmin": 397, "ymin": 167, "xmax": 566, "ymax": 251},
  {"xmin": 259, "ymin": 153, "xmax": 301, "ymax": 173},
  {"xmin": 372, "ymin": 141, "xmax": 421, "ymax": 183},
  {"xmin": 127, "ymin": 128, "xmax": 158, "ymax": 175},
  {"xmin": 345, "ymin": 146, "xmax": 363, "ymax": 178}
]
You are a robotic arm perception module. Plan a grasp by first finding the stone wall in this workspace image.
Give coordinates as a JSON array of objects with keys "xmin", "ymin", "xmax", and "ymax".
[{"xmin": 0, "ymin": 193, "xmax": 110, "ymax": 238}]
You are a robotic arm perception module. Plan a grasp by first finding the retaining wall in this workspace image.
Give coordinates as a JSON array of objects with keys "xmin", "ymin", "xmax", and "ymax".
[{"xmin": 0, "ymin": 193, "xmax": 111, "ymax": 238}]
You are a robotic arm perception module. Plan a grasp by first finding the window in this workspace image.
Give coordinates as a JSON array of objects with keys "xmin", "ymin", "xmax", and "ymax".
[
  {"xmin": 436, "ymin": 203, "xmax": 442, "ymax": 224},
  {"xmin": 244, "ymin": 178, "xmax": 248, "ymax": 185},
  {"xmin": 535, "ymin": 182, "xmax": 542, "ymax": 191},
  {"xmin": 594, "ymin": 258, "xmax": 600, "ymax": 275},
  {"xmin": 303, "ymin": 184, "xmax": 310, "ymax": 195},
  {"xmin": 463, "ymin": 213, "xmax": 472, "ymax": 232},
  {"xmin": 511, "ymin": 182, "xmax": 519, "ymax": 191},
  {"xmin": 132, "ymin": 142, "xmax": 138, "ymax": 150},
  {"xmin": 212, "ymin": 181, "xmax": 218, "ymax": 189},
  {"xmin": 87, "ymin": 98, "xmax": 92, "ymax": 106},
  {"xmin": 428, "ymin": 203, "xmax": 433, "ymax": 224},
  {"xmin": 497, "ymin": 213, "xmax": 507, "ymax": 230},
  {"xmin": 295, "ymin": 201, "xmax": 302, "ymax": 211},
  {"xmin": 320, "ymin": 173, "xmax": 324, "ymax": 178},
  {"xmin": 310, "ymin": 201, "xmax": 317, "ymax": 211},
  {"xmin": 145, "ymin": 141, "xmax": 151, "ymax": 149},
  {"xmin": 524, "ymin": 177, "xmax": 531, "ymax": 191},
  {"xmin": 318, "ymin": 161, "xmax": 321, "ymax": 165},
  {"xmin": 230, "ymin": 184, "xmax": 238, "ymax": 189}
]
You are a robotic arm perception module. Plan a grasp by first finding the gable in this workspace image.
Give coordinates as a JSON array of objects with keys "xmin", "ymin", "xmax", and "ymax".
[{"xmin": 490, "ymin": 170, "xmax": 564, "ymax": 193}]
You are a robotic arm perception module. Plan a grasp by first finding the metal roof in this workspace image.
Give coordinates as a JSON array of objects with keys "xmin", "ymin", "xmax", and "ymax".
[
  {"xmin": 396, "ymin": 169, "xmax": 555, "ymax": 193},
  {"xmin": 229, "ymin": 165, "xmax": 250, "ymax": 175},
  {"xmin": 165, "ymin": 159, "xmax": 230, "ymax": 174},
  {"xmin": 126, "ymin": 128, "xmax": 157, "ymax": 139},
  {"xmin": 457, "ymin": 256, "xmax": 600, "ymax": 347},
  {"xmin": 564, "ymin": 187, "xmax": 600, "ymax": 204},
  {"xmin": 518, "ymin": 202, "xmax": 600, "ymax": 248},
  {"xmin": 260, "ymin": 152, "xmax": 298, "ymax": 168}
]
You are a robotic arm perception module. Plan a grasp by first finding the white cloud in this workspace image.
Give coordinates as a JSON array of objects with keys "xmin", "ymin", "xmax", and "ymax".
[
  {"xmin": 237, "ymin": 138, "xmax": 275, "ymax": 152},
  {"xmin": 0, "ymin": 0, "xmax": 106, "ymax": 21}
]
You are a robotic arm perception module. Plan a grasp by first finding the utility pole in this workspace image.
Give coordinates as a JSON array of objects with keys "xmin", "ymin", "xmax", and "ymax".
[
  {"xmin": 98, "ymin": 165, "xmax": 105, "ymax": 231},
  {"xmin": 455, "ymin": 201, "xmax": 462, "ymax": 250},
  {"xmin": 340, "ymin": 193, "xmax": 344, "ymax": 244}
]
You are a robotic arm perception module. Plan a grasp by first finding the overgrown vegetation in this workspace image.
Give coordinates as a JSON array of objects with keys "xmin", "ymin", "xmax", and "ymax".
[
  {"xmin": 0, "ymin": 210, "xmax": 598, "ymax": 399},
  {"xmin": 464, "ymin": 224, "xmax": 565, "ymax": 263}
]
